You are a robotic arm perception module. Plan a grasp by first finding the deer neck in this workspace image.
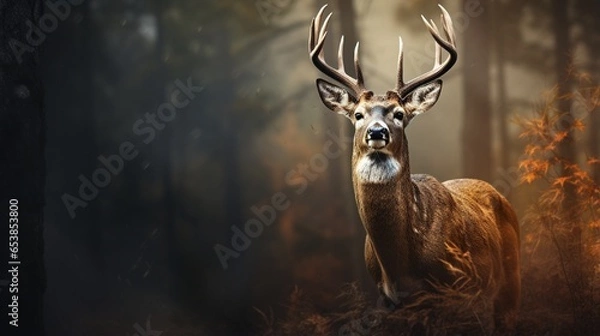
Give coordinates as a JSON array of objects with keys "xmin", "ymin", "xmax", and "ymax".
[{"xmin": 352, "ymin": 144, "xmax": 419, "ymax": 282}]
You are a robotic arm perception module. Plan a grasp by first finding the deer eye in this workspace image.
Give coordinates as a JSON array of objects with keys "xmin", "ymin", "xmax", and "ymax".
[
  {"xmin": 354, "ymin": 112, "xmax": 364, "ymax": 120},
  {"xmin": 394, "ymin": 112, "xmax": 404, "ymax": 120}
]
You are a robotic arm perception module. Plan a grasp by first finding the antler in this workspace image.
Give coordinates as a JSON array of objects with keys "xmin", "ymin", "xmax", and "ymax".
[
  {"xmin": 309, "ymin": 5, "xmax": 366, "ymax": 97},
  {"xmin": 395, "ymin": 4, "xmax": 458, "ymax": 98}
]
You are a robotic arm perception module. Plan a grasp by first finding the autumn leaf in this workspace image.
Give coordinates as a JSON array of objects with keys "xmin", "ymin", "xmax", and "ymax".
[
  {"xmin": 572, "ymin": 119, "xmax": 586, "ymax": 131},
  {"xmin": 525, "ymin": 144, "xmax": 540, "ymax": 156},
  {"xmin": 553, "ymin": 131, "xmax": 568, "ymax": 142},
  {"xmin": 573, "ymin": 169, "xmax": 589, "ymax": 181},
  {"xmin": 544, "ymin": 142, "xmax": 557, "ymax": 152},
  {"xmin": 552, "ymin": 176, "xmax": 570, "ymax": 187},
  {"xmin": 522, "ymin": 173, "xmax": 537, "ymax": 184},
  {"xmin": 590, "ymin": 220, "xmax": 600, "ymax": 229},
  {"xmin": 588, "ymin": 242, "xmax": 600, "ymax": 260},
  {"xmin": 540, "ymin": 188, "xmax": 564, "ymax": 206},
  {"xmin": 587, "ymin": 157, "xmax": 600, "ymax": 166}
]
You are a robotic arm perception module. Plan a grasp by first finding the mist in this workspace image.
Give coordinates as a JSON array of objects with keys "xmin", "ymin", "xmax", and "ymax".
[{"xmin": 1, "ymin": 0, "xmax": 599, "ymax": 335}]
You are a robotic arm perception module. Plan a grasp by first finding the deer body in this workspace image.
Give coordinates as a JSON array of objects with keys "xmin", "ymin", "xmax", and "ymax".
[
  {"xmin": 357, "ymin": 171, "xmax": 517, "ymax": 306},
  {"xmin": 309, "ymin": 5, "xmax": 520, "ymax": 331}
]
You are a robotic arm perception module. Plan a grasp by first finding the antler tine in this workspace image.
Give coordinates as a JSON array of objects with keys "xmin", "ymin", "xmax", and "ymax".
[
  {"xmin": 439, "ymin": 4, "xmax": 456, "ymax": 45},
  {"xmin": 395, "ymin": 36, "xmax": 404, "ymax": 91},
  {"xmin": 314, "ymin": 5, "xmax": 328, "ymax": 37},
  {"xmin": 308, "ymin": 4, "xmax": 366, "ymax": 97},
  {"xmin": 318, "ymin": 13, "xmax": 333, "ymax": 43},
  {"xmin": 309, "ymin": 5, "xmax": 326, "ymax": 50},
  {"xmin": 397, "ymin": 5, "xmax": 457, "ymax": 97},
  {"xmin": 354, "ymin": 42, "xmax": 364, "ymax": 86},
  {"xmin": 338, "ymin": 35, "xmax": 345, "ymax": 70},
  {"xmin": 429, "ymin": 19, "xmax": 442, "ymax": 67}
]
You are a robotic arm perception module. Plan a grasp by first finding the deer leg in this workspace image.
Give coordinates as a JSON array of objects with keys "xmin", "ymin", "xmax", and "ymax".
[
  {"xmin": 366, "ymin": 237, "xmax": 400, "ymax": 310},
  {"xmin": 364, "ymin": 236, "xmax": 382, "ymax": 284}
]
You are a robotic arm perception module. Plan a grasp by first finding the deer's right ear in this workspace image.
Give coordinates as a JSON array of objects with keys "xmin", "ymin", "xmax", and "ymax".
[{"xmin": 316, "ymin": 78, "xmax": 357, "ymax": 116}]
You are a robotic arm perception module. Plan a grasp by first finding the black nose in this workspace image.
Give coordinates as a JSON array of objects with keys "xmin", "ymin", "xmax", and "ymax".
[{"xmin": 367, "ymin": 125, "xmax": 389, "ymax": 140}]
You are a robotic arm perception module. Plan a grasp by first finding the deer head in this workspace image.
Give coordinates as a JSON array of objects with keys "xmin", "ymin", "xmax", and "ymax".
[{"xmin": 309, "ymin": 4, "xmax": 457, "ymax": 183}]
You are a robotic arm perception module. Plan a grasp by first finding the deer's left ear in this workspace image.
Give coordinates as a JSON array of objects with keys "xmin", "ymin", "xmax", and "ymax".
[{"xmin": 403, "ymin": 80, "xmax": 442, "ymax": 117}]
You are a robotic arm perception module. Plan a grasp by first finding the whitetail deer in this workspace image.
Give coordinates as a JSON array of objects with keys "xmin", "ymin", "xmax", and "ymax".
[{"xmin": 309, "ymin": 5, "xmax": 520, "ymax": 332}]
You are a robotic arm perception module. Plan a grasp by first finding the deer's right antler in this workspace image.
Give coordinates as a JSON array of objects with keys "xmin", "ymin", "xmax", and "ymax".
[
  {"xmin": 395, "ymin": 5, "xmax": 458, "ymax": 98},
  {"xmin": 308, "ymin": 5, "xmax": 367, "ymax": 98}
]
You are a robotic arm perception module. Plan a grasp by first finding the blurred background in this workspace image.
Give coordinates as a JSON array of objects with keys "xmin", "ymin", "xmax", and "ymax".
[{"xmin": 35, "ymin": 0, "xmax": 599, "ymax": 334}]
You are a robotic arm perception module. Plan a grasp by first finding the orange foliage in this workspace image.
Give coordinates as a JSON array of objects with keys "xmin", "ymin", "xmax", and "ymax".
[{"xmin": 518, "ymin": 70, "xmax": 600, "ymax": 334}]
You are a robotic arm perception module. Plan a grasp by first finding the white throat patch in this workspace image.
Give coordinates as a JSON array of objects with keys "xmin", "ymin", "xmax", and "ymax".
[{"xmin": 355, "ymin": 155, "xmax": 401, "ymax": 184}]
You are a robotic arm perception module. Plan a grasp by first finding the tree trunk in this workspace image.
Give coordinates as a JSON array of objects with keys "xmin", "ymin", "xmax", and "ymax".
[
  {"xmin": 80, "ymin": 0, "xmax": 105, "ymax": 273},
  {"xmin": 335, "ymin": 0, "xmax": 368, "ymax": 287},
  {"xmin": 152, "ymin": 2, "xmax": 183, "ymax": 301},
  {"xmin": 553, "ymin": 0, "xmax": 576, "ymax": 209},
  {"xmin": 215, "ymin": 31, "xmax": 243, "ymax": 264},
  {"xmin": 586, "ymin": 3, "xmax": 600, "ymax": 185},
  {"xmin": 493, "ymin": 1, "xmax": 509, "ymax": 176},
  {"xmin": 0, "ymin": 0, "xmax": 46, "ymax": 334},
  {"xmin": 41, "ymin": 0, "xmax": 102, "ymax": 266},
  {"xmin": 552, "ymin": 0, "xmax": 589, "ymax": 332},
  {"xmin": 212, "ymin": 21, "xmax": 251, "ymax": 332},
  {"xmin": 590, "ymin": 72, "xmax": 600, "ymax": 185},
  {"xmin": 316, "ymin": 0, "xmax": 342, "ymax": 165},
  {"xmin": 462, "ymin": 0, "xmax": 492, "ymax": 181}
]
